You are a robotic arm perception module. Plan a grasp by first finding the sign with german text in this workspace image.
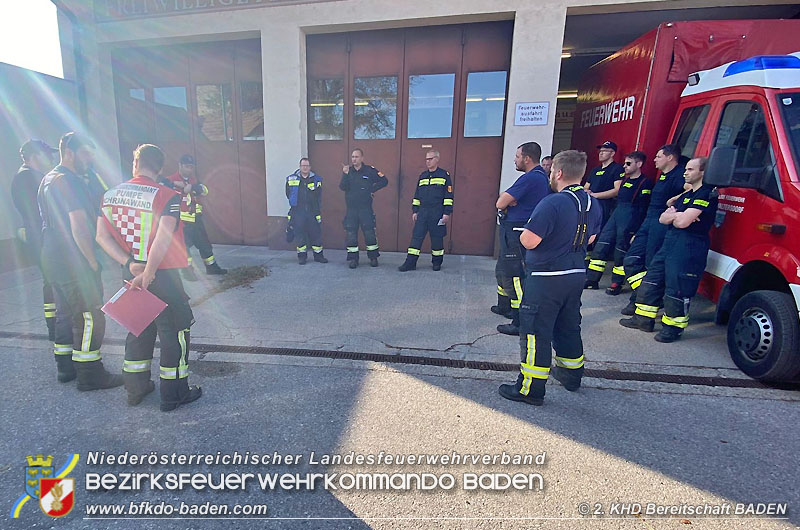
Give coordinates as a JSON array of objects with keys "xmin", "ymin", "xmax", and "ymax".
[
  {"xmin": 95, "ymin": 0, "xmax": 337, "ymax": 22},
  {"xmin": 514, "ymin": 102, "xmax": 549, "ymax": 126}
]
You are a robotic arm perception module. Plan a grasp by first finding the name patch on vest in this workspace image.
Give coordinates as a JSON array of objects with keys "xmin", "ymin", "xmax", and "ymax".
[{"xmin": 104, "ymin": 184, "xmax": 159, "ymax": 211}]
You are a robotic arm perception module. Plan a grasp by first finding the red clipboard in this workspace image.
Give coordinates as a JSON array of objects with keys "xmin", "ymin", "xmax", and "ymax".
[{"xmin": 102, "ymin": 284, "xmax": 168, "ymax": 337}]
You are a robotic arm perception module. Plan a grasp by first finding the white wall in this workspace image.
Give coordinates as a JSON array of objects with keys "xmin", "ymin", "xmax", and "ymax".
[{"xmin": 60, "ymin": 0, "xmax": 738, "ymax": 220}]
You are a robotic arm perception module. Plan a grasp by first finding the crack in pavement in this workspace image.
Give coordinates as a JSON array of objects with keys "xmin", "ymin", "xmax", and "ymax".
[
  {"xmin": 305, "ymin": 332, "xmax": 503, "ymax": 355},
  {"xmin": 443, "ymin": 332, "xmax": 501, "ymax": 353}
]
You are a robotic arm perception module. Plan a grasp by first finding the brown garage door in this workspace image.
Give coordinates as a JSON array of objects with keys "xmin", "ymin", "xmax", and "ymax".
[
  {"xmin": 307, "ymin": 21, "xmax": 512, "ymax": 256},
  {"xmin": 112, "ymin": 39, "xmax": 267, "ymax": 245}
]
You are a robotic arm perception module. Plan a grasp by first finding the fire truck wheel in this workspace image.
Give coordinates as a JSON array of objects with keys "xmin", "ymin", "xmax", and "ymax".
[{"xmin": 727, "ymin": 290, "xmax": 800, "ymax": 382}]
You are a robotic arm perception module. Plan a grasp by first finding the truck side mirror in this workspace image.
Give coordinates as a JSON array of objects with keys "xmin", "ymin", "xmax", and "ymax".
[{"xmin": 704, "ymin": 146, "xmax": 737, "ymax": 187}]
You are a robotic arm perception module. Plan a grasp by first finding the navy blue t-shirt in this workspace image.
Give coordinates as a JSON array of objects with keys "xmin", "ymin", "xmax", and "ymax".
[
  {"xmin": 504, "ymin": 166, "xmax": 550, "ymax": 223},
  {"xmin": 38, "ymin": 165, "xmax": 98, "ymax": 282},
  {"xmin": 647, "ymin": 164, "xmax": 686, "ymax": 216},
  {"xmin": 524, "ymin": 185, "xmax": 603, "ymax": 270},
  {"xmin": 672, "ymin": 184, "xmax": 718, "ymax": 238}
]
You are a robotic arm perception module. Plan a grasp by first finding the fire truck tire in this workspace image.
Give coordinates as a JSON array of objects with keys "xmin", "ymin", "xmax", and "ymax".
[{"xmin": 727, "ymin": 290, "xmax": 800, "ymax": 382}]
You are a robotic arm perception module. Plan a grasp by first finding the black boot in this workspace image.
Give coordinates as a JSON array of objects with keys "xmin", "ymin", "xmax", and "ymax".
[
  {"xmin": 432, "ymin": 262, "xmax": 442, "ymax": 271},
  {"xmin": 370, "ymin": 258, "xmax": 379, "ymax": 267},
  {"xmin": 619, "ymin": 314, "xmax": 655, "ymax": 332},
  {"xmin": 605, "ymin": 282, "xmax": 622, "ymax": 295},
  {"xmin": 161, "ymin": 385, "xmax": 203, "ymax": 412},
  {"xmin": 654, "ymin": 328, "xmax": 682, "ymax": 343},
  {"xmin": 348, "ymin": 260, "xmax": 359, "ymax": 269},
  {"xmin": 55, "ymin": 355, "xmax": 76, "ymax": 383},
  {"xmin": 551, "ymin": 366, "xmax": 581, "ymax": 391},
  {"xmin": 620, "ymin": 301, "xmax": 637, "ymax": 316},
  {"xmin": 499, "ymin": 374, "xmax": 544, "ymax": 406},
  {"xmin": 497, "ymin": 323, "xmax": 520, "ymax": 336},
  {"xmin": 313, "ymin": 252, "xmax": 328, "ymax": 263},
  {"xmin": 584, "ymin": 280, "xmax": 599, "ymax": 290},
  {"xmin": 398, "ymin": 257, "xmax": 417, "ymax": 272},
  {"xmin": 127, "ymin": 380, "xmax": 155, "ymax": 406},
  {"xmin": 298, "ymin": 254, "xmax": 307, "ymax": 265},
  {"xmin": 206, "ymin": 262, "xmax": 228, "ymax": 275},
  {"xmin": 490, "ymin": 306, "xmax": 512, "ymax": 318},
  {"xmin": 491, "ymin": 294, "xmax": 512, "ymax": 318},
  {"xmin": 76, "ymin": 360, "xmax": 124, "ymax": 391}
]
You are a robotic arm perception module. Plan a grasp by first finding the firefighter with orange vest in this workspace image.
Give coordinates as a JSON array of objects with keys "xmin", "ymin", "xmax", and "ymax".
[
  {"xmin": 162, "ymin": 154, "xmax": 227, "ymax": 280},
  {"xmin": 97, "ymin": 144, "xmax": 202, "ymax": 411}
]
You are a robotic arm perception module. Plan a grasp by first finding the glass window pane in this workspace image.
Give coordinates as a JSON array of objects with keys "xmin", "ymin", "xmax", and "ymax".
[
  {"xmin": 354, "ymin": 76, "xmax": 397, "ymax": 140},
  {"xmin": 309, "ymin": 78, "xmax": 344, "ymax": 141},
  {"xmin": 129, "ymin": 88, "xmax": 145, "ymax": 102},
  {"xmin": 715, "ymin": 101, "xmax": 777, "ymax": 186},
  {"xmin": 672, "ymin": 105, "xmax": 710, "ymax": 159},
  {"xmin": 778, "ymin": 92, "xmax": 800, "ymax": 176},
  {"xmin": 153, "ymin": 86, "xmax": 190, "ymax": 142},
  {"xmin": 120, "ymin": 88, "xmax": 150, "ymax": 141},
  {"xmin": 408, "ymin": 73, "xmax": 455, "ymax": 139},
  {"xmin": 464, "ymin": 71, "xmax": 508, "ymax": 137},
  {"xmin": 241, "ymin": 81, "xmax": 264, "ymax": 141},
  {"xmin": 196, "ymin": 84, "xmax": 233, "ymax": 142}
]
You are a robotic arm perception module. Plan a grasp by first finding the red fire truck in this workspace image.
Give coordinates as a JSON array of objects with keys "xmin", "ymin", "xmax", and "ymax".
[{"xmin": 571, "ymin": 20, "xmax": 800, "ymax": 381}]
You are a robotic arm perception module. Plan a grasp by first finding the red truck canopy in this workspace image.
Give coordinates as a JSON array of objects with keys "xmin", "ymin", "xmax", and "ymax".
[{"xmin": 571, "ymin": 19, "xmax": 800, "ymax": 173}]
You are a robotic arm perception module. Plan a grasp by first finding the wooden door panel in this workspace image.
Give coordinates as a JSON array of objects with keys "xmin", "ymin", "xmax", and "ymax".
[
  {"xmin": 307, "ymin": 33, "xmax": 349, "ymax": 252},
  {"xmin": 188, "ymin": 42, "xmax": 243, "ymax": 244},
  {"xmin": 348, "ymin": 29, "xmax": 404, "ymax": 252},
  {"xmin": 146, "ymin": 47, "xmax": 192, "ymax": 181},
  {"xmin": 235, "ymin": 39, "xmax": 268, "ymax": 245},
  {"xmin": 399, "ymin": 25, "xmax": 462, "ymax": 253},
  {"xmin": 451, "ymin": 21, "xmax": 513, "ymax": 255}
]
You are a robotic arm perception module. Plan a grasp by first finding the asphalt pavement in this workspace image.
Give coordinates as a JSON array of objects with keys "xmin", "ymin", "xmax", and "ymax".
[{"xmin": 1, "ymin": 245, "xmax": 797, "ymax": 529}]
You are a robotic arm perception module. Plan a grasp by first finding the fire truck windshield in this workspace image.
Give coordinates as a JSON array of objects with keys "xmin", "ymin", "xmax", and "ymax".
[{"xmin": 778, "ymin": 92, "xmax": 800, "ymax": 177}]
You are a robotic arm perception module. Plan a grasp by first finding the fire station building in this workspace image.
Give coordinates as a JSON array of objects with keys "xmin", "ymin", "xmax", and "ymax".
[{"xmin": 39, "ymin": 0, "xmax": 797, "ymax": 255}]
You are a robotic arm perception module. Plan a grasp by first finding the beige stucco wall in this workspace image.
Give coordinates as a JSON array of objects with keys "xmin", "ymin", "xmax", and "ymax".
[{"xmin": 59, "ymin": 0, "xmax": 771, "ymax": 223}]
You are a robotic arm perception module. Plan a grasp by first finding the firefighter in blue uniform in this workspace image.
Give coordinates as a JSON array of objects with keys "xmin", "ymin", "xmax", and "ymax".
[
  {"xmin": 585, "ymin": 151, "xmax": 652, "ymax": 293},
  {"xmin": 398, "ymin": 150, "xmax": 453, "ymax": 272},
  {"xmin": 493, "ymin": 142, "xmax": 550, "ymax": 336},
  {"xmin": 11, "ymin": 140, "xmax": 58, "ymax": 341},
  {"xmin": 340, "ymin": 148, "xmax": 388, "ymax": 268},
  {"xmin": 38, "ymin": 132, "xmax": 122, "ymax": 389},
  {"xmin": 621, "ymin": 144, "xmax": 688, "ymax": 315},
  {"xmin": 286, "ymin": 157, "xmax": 328, "ymax": 265},
  {"xmin": 585, "ymin": 140, "xmax": 625, "ymax": 228},
  {"xmin": 620, "ymin": 157, "xmax": 718, "ymax": 342},
  {"xmin": 499, "ymin": 150, "xmax": 603, "ymax": 406}
]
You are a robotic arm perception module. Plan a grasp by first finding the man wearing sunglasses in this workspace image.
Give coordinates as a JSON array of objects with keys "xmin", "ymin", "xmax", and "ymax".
[
  {"xmin": 398, "ymin": 150, "xmax": 453, "ymax": 272},
  {"xmin": 585, "ymin": 151, "xmax": 652, "ymax": 293}
]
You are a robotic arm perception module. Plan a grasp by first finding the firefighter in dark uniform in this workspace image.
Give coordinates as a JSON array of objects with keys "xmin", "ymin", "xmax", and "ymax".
[
  {"xmin": 585, "ymin": 141, "xmax": 625, "ymax": 228},
  {"xmin": 398, "ymin": 150, "xmax": 453, "ymax": 272},
  {"xmin": 494, "ymin": 142, "xmax": 550, "ymax": 336},
  {"xmin": 11, "ymin": 140, "xmax": 58, "ymax": 341},
  {"xmin": 38, "ymin": 132, "xmax": 122, "ymax": 389},
  {"xmin": 96, "ymin": 144, "xmax": 202, "ymax": 411},
  {"xmin": 339, "ymin": 148, "xmax": 388, "ymax": 268},
  {"xmin": 161, "ymin": 155, "xmax": 227, "ymax": 280},
  {"xmin": 585, "ymin": 151, "xmax": 652, "ymax": 293},
  {"xmin": 620, "ymin": 157, "xmax": 717, "ymax": 342},
  {"xmin": 499, "ymin": 150, "xmax": 603, "ymax": 406},
  {"xmin": 621, "ymin": 144, "xmax": 688, "ymax": 315},
  {"xmin": 286, "ymin": 157, "xmax": 328, "ymax": 265}
]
